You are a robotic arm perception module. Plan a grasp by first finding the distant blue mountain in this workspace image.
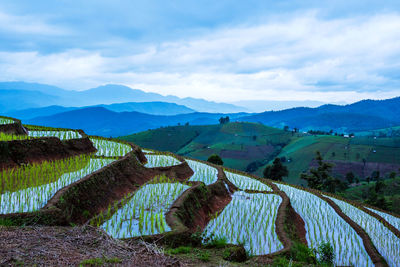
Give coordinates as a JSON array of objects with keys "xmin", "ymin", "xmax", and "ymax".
[
  {"xmin": 0, "ymin": 82, "xmax": 248, "ymax": 113},
  {"xmin": 94, "ymin": 102, "xmax": 195, "ymax": 115},
  {"xmin": 26, "ymin": 107, "xmax": 248, "ymax": 136},
  {"xmin": 238, "ymin": 97, "xmax": 400, "ymax": 132},
  {"xmin": 7, "ymin": 102, "xmax": 196, "ymax": 120}
]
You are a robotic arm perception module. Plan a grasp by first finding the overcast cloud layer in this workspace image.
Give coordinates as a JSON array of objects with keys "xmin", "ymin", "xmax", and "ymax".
[{"xmin": 0, "ymin": 0, "xmax": 399, "ymax": 103}]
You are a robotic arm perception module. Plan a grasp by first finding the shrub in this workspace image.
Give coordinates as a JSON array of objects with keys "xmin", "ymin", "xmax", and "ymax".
[
  {"xmin": 273, "ymin": 256, "xmax": 290, "ymax": 267},
  {"xmin": 289, "ymin": 242, "xmax": 316, "ymax": 264},
  {"xmin": 197, "ymin": 251, "xmax": 210, "ymax": 262},
  {"xmin": 222, "ymin": 245, "xmax": 247, "ymax": 262},
  {"xmin": 207, "ymin": 154, "xmax": 223, "ymax": 165},
  {"xmin": 206, "ymin": 236, "xmax": 228, "ymax": 248},
  {"xmin": 317, "ymin": 242, "xmax": 334, "ymax": 265}
]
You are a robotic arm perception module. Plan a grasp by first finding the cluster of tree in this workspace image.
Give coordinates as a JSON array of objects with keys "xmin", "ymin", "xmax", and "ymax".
[
  {"xmin": 306, "ymin": 129, "xmax": 355, "ymax": 137},
  {"xmin": 207, "ymin": 154, "xmax": 224, "ymax": 165},
  {"xmin": 365, "ymin": 174, "xmax": 388, "ymax": 209},
  {"xmin": 283, "ymin": 126, "xmax": 299, "ymax": 134},
  {"xmin": 263, "ymin": 158, "xmax": 289, "ymax": 181},
  {"xmin": 301, "ymin": 151, "xmax": 347, "ymax": 193},
  {"xmin": 219, "ymin": 116, "xmax": 230, "ymax": 124}
]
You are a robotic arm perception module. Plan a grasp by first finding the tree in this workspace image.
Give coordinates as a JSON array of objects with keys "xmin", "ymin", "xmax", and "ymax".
[
  {"xmin": 345, "ymin": 172, "xmax": 355, "ymax": 184},
  {"xmin": 207, "ymin": 154, "xmax": 223, "ymax": 165},
  {"xmin": 283, "ymin": 125, "xmax": 289, "ymax": 132},
  {"xmin": 301, "ymin": 151, "xmax": 335, "ymax": 192},
  {"xmin": 219, "ymin": 116, "xmax": 230, "ymax": 124},
  {"xmin": 371, "ymin": 171, "xmax": 380, "ymax": 181},
  {"xmin": 263, "ymin": 158, "xmax": 289, "ymax": 181},
  {"xmin": 375, "ymin": 180, "xmax": 385, "ymax": 193},
  {"xmin": 389, "ymin": 171, "xmax": 396, "ymax": 179}
]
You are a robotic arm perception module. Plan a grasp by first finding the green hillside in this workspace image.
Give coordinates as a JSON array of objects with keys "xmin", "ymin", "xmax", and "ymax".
[
  {"xmin": 121, "ymin": 122, "xmax": 400, "ymax": 186},
  {"xmin": 121, "ymin": 122, "xmax": 296, "ymax": 173}
]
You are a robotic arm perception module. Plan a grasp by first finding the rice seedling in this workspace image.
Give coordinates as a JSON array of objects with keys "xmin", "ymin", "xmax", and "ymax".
[
  {"xmin": 141, "ymin": 149, "xmax": 155, "ymax": 154},
  {"xmin": 100, "ymin": 176, "xmax": 190, "ymax": 238},
  {"xmin": 144, "ymin": 155, "xmax": 181, "ymax": 168},
  {"xmin": 0, "ymin": 132, "xmax": 31, "ymax": 141},
  {"xmin": 326, "ymin": 195, "xmax": 400, "ymax": 267},
  {"xmin": 225, "ymin": 171, "xmax": 272, "ymax": 191},
  {"xmin": 90, "ymin": 137, "xmax": 132, "ymax": 157},
  {"xmin": 186, "ymin": 159, "xmax": 218, "ymax": 185},
  {"xmin": 202, "ymin": 191, "xmax": 283, "ymax": 256},
  {"xmin": 0, "ymin": 157, "xmax": 115, "ymax": 214},
  {"xmin": 0, "ymin": 154, "xmax": 90, "ymax": 194},
  {"xmin": 28, "ymin": 130, "xmax": 81, "ymax": 140},
  {"xmin": 0, "ymin": 117, "xmax": 14, "ymax": 124},
  {"xmin": 275, "ymin": 183, "xmax": 372, "ymax": 266},
  {"xmin": 365, "ymin": 207, "xmax": 400, "ymax": 231}
]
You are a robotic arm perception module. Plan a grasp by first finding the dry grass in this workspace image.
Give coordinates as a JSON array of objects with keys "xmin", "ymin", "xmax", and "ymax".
[{"xmin": 0, "ymin": 225, "xmax": 182, "ymax": 266}]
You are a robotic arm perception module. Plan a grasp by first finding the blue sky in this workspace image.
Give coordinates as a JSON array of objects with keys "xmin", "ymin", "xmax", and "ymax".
[{"xmin": 0, "ymin": 0, "xmax": 399, "ymax": 103}]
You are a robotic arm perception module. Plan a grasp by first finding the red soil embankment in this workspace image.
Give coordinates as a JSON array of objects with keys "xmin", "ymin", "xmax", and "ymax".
[
  {"xmin": 0, "ymin": 121, "xmax": 28, "ymax": 135},
  {"xmin": 50, "ymin": 151, "xmax": 195, "ymax": 224},
  {"xmin": 0, "ymin": 137, "xmax": 96, "ymax": 170}
]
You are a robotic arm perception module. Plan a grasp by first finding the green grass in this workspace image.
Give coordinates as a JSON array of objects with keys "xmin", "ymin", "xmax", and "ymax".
[
  {"xmin": 0, "ymin": 154, "xmax": 90, "ymax": 193},
  {"xmin": 166, "ymin": 246, "xmax": 193, "ymax": 255},
  {"xmin": 79, "ymin": 257, "xmax": 122, "ymax": 266}
]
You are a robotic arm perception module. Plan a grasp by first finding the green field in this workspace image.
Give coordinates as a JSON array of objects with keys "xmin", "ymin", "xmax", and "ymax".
[{"xmin": 122, "ymin": 122, "xmax": 296, "ymax": 173}]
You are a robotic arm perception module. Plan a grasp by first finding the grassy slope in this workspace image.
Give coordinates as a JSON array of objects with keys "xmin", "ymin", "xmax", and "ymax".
[
  {"xmin": 121, "ymin": 123, "xmax": 400, "ymax": 185},
  {"xmin": 121, "ymin": 122, "xmax": 295, "ymax": 172}
]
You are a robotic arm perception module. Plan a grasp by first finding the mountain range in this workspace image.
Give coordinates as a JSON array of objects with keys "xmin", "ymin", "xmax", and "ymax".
[
  {"xmin": 0, "ymin": 82, "xmax": 247, "ymax": 113},
  {"xmin": 238, "ymin": 98, "xmax": 400, "ymax": 132},
  {"xmin": 1, "ymin": 81, "xmax": 400, "ymax": 136}
]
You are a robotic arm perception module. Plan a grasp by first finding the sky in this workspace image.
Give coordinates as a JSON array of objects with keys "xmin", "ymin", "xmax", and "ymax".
[{"xmin": 0, "ymin": 0, "xmax": 400, "ymax": 103}]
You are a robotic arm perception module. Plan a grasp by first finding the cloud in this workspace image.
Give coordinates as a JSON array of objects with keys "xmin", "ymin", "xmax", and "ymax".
[
  {"xmin": 0, "ymin": 11, "xmax": 399, "ymax": 103},
  {"xmin": 0, "ymin": 10, "xmax": 69, "ymax": 35}
]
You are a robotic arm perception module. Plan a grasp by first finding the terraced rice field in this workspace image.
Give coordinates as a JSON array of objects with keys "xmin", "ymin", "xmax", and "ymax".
[
  {"xmin": 0, "ymin": 132, "xmax": 30, "ymax": 141},
  {"xmin": 225, "ymin": 171, "xmax": 272, "ymax": 191},
  {"xmin": 28, "ymin": 130, "xmax": 81, "ymax": 140},
  {"xmin": 203, "ymin": 191, "xmax": 283, "ymax": 255},
  {"xmin": 276, "ymin": 184, "xmax": 372, "ymax": 266},
  {"xmin": 365, "ymin": 207, "xmax": 400, "ymax": 231},
  {"xmin": 101, "ymin": 177, "xmax": 190, "ymax": 238},
  {"xmin": 1, "ymin": 120, "xmax": 400, "ymax": 266},
  {"xmin": 144, "ymin": 154, "xmax": 181, "ymax": 168},
  {"xmin": 0, "ymin": 157, "xmax": 114, "ymax": 214},
  {"xmin": 187, "ymin": 159, "xmax": 218, "ymax": 185},
  {"xmin": 141, "ymin": 149, "xmax": 155, "ymax": 154},
  {"xmin": 90, "ymin": 137, "xmax": 132, "ymax": 157},
  {"xmin": 0, "ymin": 128, "xmax": 131, "ymax": 214},
  {"xmin": 0, "ymin": 118, "xmax": 14, "ymax": 124},
  {"xmin": 326, "ymin": 196, "xmax": 400, "ymax": 267}
]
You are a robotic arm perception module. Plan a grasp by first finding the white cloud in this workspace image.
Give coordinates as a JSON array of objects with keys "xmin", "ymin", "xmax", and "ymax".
[
  {"xmin": 0, "ymin": 10, "xmax": 69, "ymax": 35},
  {"xmin": 0, "ymin": 11, "xmax": 399, "ymax": 103}
]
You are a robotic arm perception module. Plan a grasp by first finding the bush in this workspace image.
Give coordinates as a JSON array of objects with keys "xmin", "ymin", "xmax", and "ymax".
[
  {"xmin": 197, "ymin": 251, "xmax": 210, "ymax": 262},
  {"xmin": 206, "ymin": 236, "xmax": 227, "ymax": 248},
  {"xmin": 273, "ymin": 256, "xmax": 290, "ymax": 267},
  {"xmin": 317, "ymin": 242, "xmax": 334, "ymax": 265},
  {"xmin": 289, "ymin": 242, "xmax": 316, "ymax": 264},
  {"xmin": 207, "ymin": 154, "xmax": 223, "ymax": 165},
  {"xmin": 222, "ymin": 245, "xmax": 247, "ymax": 262}
]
